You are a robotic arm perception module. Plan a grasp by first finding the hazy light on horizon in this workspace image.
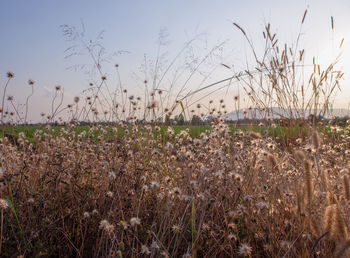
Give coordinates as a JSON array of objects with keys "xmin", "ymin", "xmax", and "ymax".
[{"xmin": 1, "ymin": 0, "xmax": 350, "ymax": 122}]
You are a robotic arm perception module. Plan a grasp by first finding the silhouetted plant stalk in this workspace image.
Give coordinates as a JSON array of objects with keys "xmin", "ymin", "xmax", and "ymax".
[
  {"xmin": 24, "ymin": 79, "xmax": 35, "ymax": 124},
  {"xmin": 1, "ymin": 72, "xmax": 14, "ymax": 124}
]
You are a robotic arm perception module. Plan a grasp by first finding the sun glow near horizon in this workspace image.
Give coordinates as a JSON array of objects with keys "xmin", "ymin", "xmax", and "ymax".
[{"xmin": 1, "ymin": 1, "xmax": 350, "ymax": 123}]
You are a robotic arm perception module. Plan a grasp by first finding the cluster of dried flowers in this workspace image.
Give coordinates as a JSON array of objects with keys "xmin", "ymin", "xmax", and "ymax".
[{"xmin": 0, "ymin": 118, "xmax": 350, "ymax": 257}]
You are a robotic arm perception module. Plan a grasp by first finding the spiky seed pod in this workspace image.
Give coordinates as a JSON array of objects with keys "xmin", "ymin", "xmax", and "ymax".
[
  {"xmin": 324, "ymin": 205, "xmax": 335, "ymax": 233},
  {"xmin": 331, "ymin": 205, "xmax": 348, "ymax": 242},
  {"xmin": 327, "ymin": 192, "xmax": 337, "ymax": 205},
  {"xmin": 321, "ymin": 168, "xmax": 329, "ymax": 192},
  {"xmin": 296, "ymin": 184, "xmax": 304, "ymax": 215},
  {"xmin": 312, "ymin": 130, "xmax": 321, "ymax": 150},
  {"xmin": 310, "ymin": 216, "xmax": 321, "ymax": 237},
  {"xmin": 342, "ymin": 175, "xmax": 350, "ymax": 201},
  {"xmin": 303, "ymin": 160, "xmax": 313, "ymax": 206}
]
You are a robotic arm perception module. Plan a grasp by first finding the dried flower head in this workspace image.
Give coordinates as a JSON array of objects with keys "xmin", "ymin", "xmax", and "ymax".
[
  {"xmin": 0, "ymin": 199, "xmax": 9, "ymax": 210},
  {"xmin": 130, "ymin": 217, "xmax": 141, "ymax": 227},
  {"xmin": 7, "ymin": 72, "xmax": 14, "ymax": 78},
  {"xmin": 238, "ymin": 243, "xmax": 252, "ymax": 256}
]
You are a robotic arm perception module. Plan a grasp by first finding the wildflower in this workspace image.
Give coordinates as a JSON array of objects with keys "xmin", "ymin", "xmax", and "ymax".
[
  {"xmin": 106, "ymin": 191, "xmax": 114, "ymax": 198},
  {"xmin": 140, "ymin": 245, "xmax": 151, "ymax": 255},
  {"xmin": 92, "ymin": 209, "xmax": 99, "ymax": 215},
  {"xmin": 0, "ymin": 199, "xmax": 9, "ymax": 210},
  {"xmin": 149, "ymin": 101, "xmax": 157, "ymax": 109},
  {"xmin": 27, "ymin": 198, "xmax": 35, "ymax": 204},
  {"xmin": 83, "ymin": 212, "xmax": 90, "ymax": 218},
  {"xmin": 130, "ymin": 217, "xmax": 141, "ymax": 227},
  {"xmin": 234, "ymin": 173, "xmax": 243, "ymax": 182},
  {"xmin": 28, "ymin": 79, "xmax": 35, "ymax": 85},
  {"xmin": 119, "ymin": 220, "xmax": 129, "ymax": 229},
  {"xmin": 150, "ymin": 181, "xmax": 160, "ymax": 188},
  {"xmin": 171, "ymin": 224, "xmax": 181, "ymax": 233},
  {"xmin": 7, "ymin": 72, "xmax": 14, "ymax": 78},
  {"xmin": 99, "ymin": 219, "xmax": 114, "ymax": 233},
  {"xmin": 55, "ymin": 85, "xmax": 61, "ymax": 91},
  {"xmin": 74, "ymin": 96, "xmax": 80, "ymax": 103},
  {"xmin": 108, "ymin": 171, "xmax": 116, "ymax": 179},
  {"xmin": 267, "ymin": 143, "xmax": 275, "ymax": 150},
  {"xmin": 151, "ymin": 240, "xmax": 160, "ymax": 249},
  {"xmin": 238, "ymin": 243, "xmax": 252, "ymax": 256},
  {"xmin": 172, "ymin": 187, "xmax": 182, "ymax": 195},
  {"xmin": 167, "ymin": 127, "xmax": 174, "ymax": 135}
]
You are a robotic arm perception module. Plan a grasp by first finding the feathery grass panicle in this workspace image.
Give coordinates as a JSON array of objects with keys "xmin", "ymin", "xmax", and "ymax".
[
  {"xmin": 342, "ymin": 175, "xmax": 350, "ymax": 201},
  {"xmin": 327, "ymin": 192, "xmax": 337, "ymax": 206},
  {"xmin": 324, "ymin": 205, "xmax": 335, "ymax": 233},
  {"xmin": 311, "ymin": 216, "xmax": 321, "ymax": 237},
  {"xmin": 331, "ymin": 205, "xmax": 348, "ymax": 242},
  {"xmin": 312, "ymin": 130, "xmax": 321, "ymax": 150},
  {"xmin": 303, "ymin": 160, "xmax": 313, "ymax": 207}
]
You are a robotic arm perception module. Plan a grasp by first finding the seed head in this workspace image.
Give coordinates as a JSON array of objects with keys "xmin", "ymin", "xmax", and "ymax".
[
  {"xmin": 238, "ymin": 243, "xmax": 252, "ymax": 256},
  {"xmin": 0, "ymin": 199, "xmax": 9, "ymax": 210},
  {"xmin": 130, "ymin": 217, "xmax": 141, "ymax": 227},
  {"xmin": 7, "ymin": 72, "xmax": 14, "ymax": 78}
]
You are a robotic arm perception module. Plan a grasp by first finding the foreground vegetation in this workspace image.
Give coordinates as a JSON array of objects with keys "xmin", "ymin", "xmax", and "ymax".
[
  {"xmin": 0, "ymin": 118, "xmax": 349, "ymax": 257},
  {"xmin": 1, "ymin": 7, "xmax": 349, "ymax": 256}
]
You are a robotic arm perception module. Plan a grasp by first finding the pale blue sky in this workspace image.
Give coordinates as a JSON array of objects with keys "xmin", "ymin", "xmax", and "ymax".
[{"xmin": 1, "ymin": 0, "xmax": 350, "ymax": 121}]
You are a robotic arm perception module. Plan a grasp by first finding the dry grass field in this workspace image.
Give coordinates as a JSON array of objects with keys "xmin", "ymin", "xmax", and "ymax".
[
  {"xmin": 1, "ymin": 9, "xmax": 349, "ymax": 257},
  {"xmin": 0, "ymin": 119, "xmax": 350, "ymax": 257}
]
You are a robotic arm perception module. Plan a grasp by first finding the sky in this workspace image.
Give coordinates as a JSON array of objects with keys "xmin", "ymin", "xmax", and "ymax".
[{"xmin": 1, "ymin": 0, "xmax": 350, "ymax": 122}]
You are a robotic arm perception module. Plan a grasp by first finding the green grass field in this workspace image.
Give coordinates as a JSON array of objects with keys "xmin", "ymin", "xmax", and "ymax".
[{"xmin": 0, "ymin": 123, "xmax": 311, "ymax": 142}]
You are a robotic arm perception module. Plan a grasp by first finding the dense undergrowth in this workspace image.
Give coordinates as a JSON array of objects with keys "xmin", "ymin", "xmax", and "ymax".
[{"xmin": 0, "ymin": 118, "xmax": 350, "ymax": 257}]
